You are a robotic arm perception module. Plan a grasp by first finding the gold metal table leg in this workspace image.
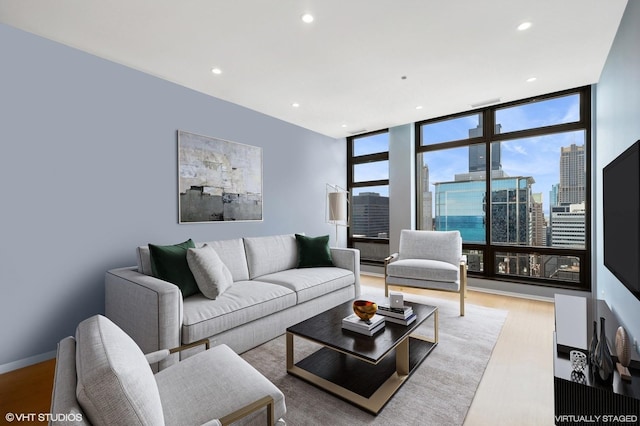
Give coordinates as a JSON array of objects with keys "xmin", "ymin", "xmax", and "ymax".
[{"xmin": 396, "ymin": 337, "xmax": 409, "ymax": 377}]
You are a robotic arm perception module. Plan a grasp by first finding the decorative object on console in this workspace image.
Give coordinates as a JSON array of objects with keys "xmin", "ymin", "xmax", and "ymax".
[
  {"xmin": 569, "ymin": 350, "xmax": 587, "ymax": 373},
  {"xmin": 326, "ymin": 183, "xmax": 349, "ymax": 242},
  {"xmin": 178, "ymin": 130, "xmax": 263, "ymax": 223},
  {"xmin": 588, "ymin": 320, "xmax": 598, "ymax": 367},
  {"xmin": 570, "ymin": 371, "xmax": 587, "ymax": 385},
  {"xmin": 352, "ymin": 299, "xmax": 378, "ymax": 321},
  {"xmin": 594, "ymin": 316, "xmax": 614, "ymax": 384},
  {"xmin": 615, "ymin": 326, "xmax": 632, "ymax": 381}
]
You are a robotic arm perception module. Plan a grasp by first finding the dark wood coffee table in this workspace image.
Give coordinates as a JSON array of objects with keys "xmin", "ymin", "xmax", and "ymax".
[{"xmin": 286, "ymin": 299, "xmax": 438, "ymax": 415}]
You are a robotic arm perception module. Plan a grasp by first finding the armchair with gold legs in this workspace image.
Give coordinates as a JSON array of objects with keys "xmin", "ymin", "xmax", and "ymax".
[
  {"xmin": 384, "ymin": 230, "xmax": 467, "ymax": 316},
  {"xmin": 50, "ymin": 315, "xmax": 286, "ymax": 425}
]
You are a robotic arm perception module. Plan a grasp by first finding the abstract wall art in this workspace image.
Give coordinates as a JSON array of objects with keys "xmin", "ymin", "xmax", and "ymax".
[{"xmin": 178, "ymin": 130, "xmax": 263, "ymax": 223}]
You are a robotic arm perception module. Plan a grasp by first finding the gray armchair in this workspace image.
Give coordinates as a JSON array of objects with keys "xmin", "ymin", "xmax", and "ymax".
[
  {"xmin": 50, "ymin": 315, "xmax": 285, "ymax": 426},
  {"xmin": 385, "ymin": 230, "xmax": 467, "ymax": 316}
]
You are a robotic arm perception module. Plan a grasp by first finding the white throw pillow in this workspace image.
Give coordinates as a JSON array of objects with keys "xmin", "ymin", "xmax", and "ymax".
[{"xmin": 186, "ymin": 244, "xmax": 233, "ymax": 299}]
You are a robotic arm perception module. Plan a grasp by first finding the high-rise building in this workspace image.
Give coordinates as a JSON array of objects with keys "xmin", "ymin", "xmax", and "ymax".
[
  {"xmin": 351, "ymin": 192, "xmax": 389, "ymax": 238},
  {"xmin": 558, "ymin": 144, "xmax": 585, "ymax": 204},
  {"xmin": 549, "ymin": 183, "xmax": 559, "ymax": 208},
  {"xmin": 468, "ymin": 124, "xmax": 502, "ymax": 172},
  {"xmin": 420, "ymin": 165, "xmax": 433, "ymax": 230},
  {"xmin": 530, "ymin": 192, "xmax": 546, "ymax": 247},
  {"xmin": 431, "ymin": 132, "xmax": 534, "ymax": 245},
  {"xmin": 434, "ymin": 176, "xmax": 534, "ymax": 245},
  {"xmin": 549, "ymin": 144, "xmax": 586, "ymax": 249},
  {"xmin": 550, "ymin": 202, "xmax": 586, "ymax": 248}
]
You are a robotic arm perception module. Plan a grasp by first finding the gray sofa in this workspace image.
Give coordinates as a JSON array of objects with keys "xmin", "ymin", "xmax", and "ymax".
[{"xmin": 106, "ymin": 234, "xmax": 360, "ymax": 370}]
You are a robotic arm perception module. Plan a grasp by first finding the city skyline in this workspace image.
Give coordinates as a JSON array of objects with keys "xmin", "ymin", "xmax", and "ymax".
[{"xmin": 352, "ymin": 93, "xmax": 584, "ymax": 216}]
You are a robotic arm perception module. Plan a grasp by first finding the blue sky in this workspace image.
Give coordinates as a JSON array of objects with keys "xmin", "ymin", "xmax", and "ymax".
[{"xmin": 354, "ymin": 93, "xmax": 585, "ymax": 216}]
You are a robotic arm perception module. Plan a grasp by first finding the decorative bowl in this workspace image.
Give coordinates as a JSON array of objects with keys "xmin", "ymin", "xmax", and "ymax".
[{"xmin": 353, "ymin": 300, "xmax": 378, "ymax": 321}]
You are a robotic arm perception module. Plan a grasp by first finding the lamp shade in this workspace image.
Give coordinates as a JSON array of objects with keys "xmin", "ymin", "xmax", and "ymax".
[{"xmin": 328, "ymin": 191, "xmax": 346, "ymax": 222}]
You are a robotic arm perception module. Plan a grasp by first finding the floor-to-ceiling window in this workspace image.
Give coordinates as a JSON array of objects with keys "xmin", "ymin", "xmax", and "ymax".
[
  {"xmin": 347, "ymin": 130, "xmax": 390, "ymax": 264},
  {"xmin": 416, "ymin": 87, "xmax": 591, "ymax": 290}
]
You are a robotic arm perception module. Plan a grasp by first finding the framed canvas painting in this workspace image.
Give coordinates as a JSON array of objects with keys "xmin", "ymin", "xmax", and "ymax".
[{"xmin": 178, "ymin": 130, "xmax": 263, "ymax": 223}]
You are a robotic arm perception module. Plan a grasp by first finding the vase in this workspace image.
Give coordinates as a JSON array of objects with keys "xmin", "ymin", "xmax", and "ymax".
[
  {"xmin": 588, "ymin": 320, "xmax": 598, "ymax": 367},
  {"xmin": 594, "ymin": 316, "xmax": 614, "ymax": 384}
]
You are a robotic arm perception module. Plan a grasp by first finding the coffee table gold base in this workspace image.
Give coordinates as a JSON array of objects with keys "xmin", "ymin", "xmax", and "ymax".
[{"xmin": 286, "ymin": 309, "xmax": 438, "ymax": 415}]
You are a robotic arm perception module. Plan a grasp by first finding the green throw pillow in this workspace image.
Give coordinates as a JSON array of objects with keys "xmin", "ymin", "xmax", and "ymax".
[
  {"xmin": 295, "ymin": 234, "xmax": 334, "ymax": 268},
  {"xmin": 149, "ymin": 239, "xmax": 200, "ymax": 297}
]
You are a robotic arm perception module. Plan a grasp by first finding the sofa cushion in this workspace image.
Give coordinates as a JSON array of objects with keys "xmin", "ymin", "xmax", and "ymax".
[
  {"xmin": 149, "ymin": 239, "xmax": 199, "ymax": 298},
  {"xmin": 75, "ymin": 315, "xmax": 165, "ymax": 426},
  {"xmin": 139, "ymin": 238, "xmax": 249, "ymax": 282},
  {"xmin": 243, "ymin": 234, "xmax": 298, "ymax": 279},
  {"xmin": 181, "ymin": 281, "xmax": 296, "ymax": 343},
  {"xmin": 387, "ymin": 258, "xmax": 459, "ymax": 283},
  {"xmin": 295, "ymin": 234, "xmax": 334, "ymax": 268},
  {"xmin": 187, "ymin": 245, "xmax": 233, "ymax": 299},
  {"xmin": 256, "ymin": 267, "xmax": 353, "ymax": 304},
  {"xmin": 200, "ymin": 238, "xmax": 250, "ymax": 282}
]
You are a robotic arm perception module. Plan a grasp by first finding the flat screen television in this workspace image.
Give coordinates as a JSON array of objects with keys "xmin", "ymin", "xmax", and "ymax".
[{"xmin": 603, "ymin": 140, "xmax": 640, "ymax": 301}]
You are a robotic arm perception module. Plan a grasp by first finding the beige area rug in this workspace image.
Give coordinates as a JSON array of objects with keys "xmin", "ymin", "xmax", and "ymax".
[{"xmin": 241, "ymin": 286, "xmax": 507, "ymax": 426}]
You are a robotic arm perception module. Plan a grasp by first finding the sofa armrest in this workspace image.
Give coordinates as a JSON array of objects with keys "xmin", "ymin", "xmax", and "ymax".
[
  {"xmin": 330, "ymin": 247, "xmax": 361, "ymax": 298},
  {"xmin": 105, "ymin": 267, "xmax": 183, "ymax": 371}
]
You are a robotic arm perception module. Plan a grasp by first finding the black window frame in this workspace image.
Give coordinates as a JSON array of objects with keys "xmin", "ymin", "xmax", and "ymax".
[
  {"xmin": 347, "ymin": 129, "xmax": 390, "ymax": 265},
  {"xmin": 415, "ymin": 86, "xmax": 592, "ymax": 291}
]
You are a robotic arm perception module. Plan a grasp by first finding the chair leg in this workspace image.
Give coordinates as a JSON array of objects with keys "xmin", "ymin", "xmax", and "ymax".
[{"xmin": 385, "ymin": 280, "xmax": 389, "ymax": 297}]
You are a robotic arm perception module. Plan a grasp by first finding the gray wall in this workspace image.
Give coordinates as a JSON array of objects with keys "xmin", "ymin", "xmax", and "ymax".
[
  {"xmin": 0, "ymin": 23, "xmax": 345, "ymax": 370},
  {"xmin": 389, "ymin": 124, "xmax": 416, "ymax": 254},
  {"xmin": 595, "ymin": 0, "xmax": 640, "ymax": 350}
]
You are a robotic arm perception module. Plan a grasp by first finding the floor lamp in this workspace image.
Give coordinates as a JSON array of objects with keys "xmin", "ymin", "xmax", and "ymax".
[{"xmin": 326, "ymin": 184, "xmax": 349, "ymax": 243}]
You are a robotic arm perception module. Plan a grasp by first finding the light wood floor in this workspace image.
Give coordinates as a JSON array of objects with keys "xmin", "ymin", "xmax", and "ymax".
[
  {"xmin": 362, "ymin": 274, "xmax": 555, "ymax": 426},
  {"xmin": 0, "ymin": 275, "xmax": 555, "ymax": 426}
]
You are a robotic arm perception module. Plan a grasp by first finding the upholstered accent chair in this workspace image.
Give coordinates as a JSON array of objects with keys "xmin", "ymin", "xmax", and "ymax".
[
  {"xmin": 50, "ymin": 315, "xmax": 285, "ymax": 426},
  {"xmin": 385, "ymin": 230, "xmax": 467, "ymax": 316}
]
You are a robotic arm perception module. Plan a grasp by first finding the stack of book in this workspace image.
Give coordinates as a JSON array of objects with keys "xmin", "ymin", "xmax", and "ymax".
[
  {"xmin": 341, "ymin": 313, "xmax": 385, "ymax": 336},
  {"xmin": 377, "ymin": 304, "xmax": 417, "ymax": 326}
]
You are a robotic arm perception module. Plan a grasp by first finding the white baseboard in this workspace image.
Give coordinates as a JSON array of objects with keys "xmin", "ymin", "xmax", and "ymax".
[
  {"xmin": 0, "ymin": 350, "xmax": 56, "ymax": 375},
  {"xmin": 467, "ymin": 285, "xmax": 555, "ymax": 303}
]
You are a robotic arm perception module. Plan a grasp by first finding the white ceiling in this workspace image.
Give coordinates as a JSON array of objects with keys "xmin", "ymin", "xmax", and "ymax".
[{"xmin": 0, "ymin": 0, "xmax": 628, "ymax": 139}]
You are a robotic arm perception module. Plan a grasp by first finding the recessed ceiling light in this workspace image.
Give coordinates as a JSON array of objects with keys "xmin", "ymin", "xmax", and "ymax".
[
  {"xmin": 211, "ymin": 67, "xmax": 222, "ymax": 75},
  {"xmin": 416, "ymin": 105, "xmax": 423, "ymax": 110},
  {"xmin": 301, "ymin": 13, "xmax": 314, "ymax": 23},
  {"xmin": 341, "ymin": 124, "xmax": 347, "ymax": 128},
  {"xmin": 292, "ymin": 102, "xmax": 300, "ymax": 108},
  {"xmin": 518, "ymin": 22, "xmax": 532, "ymax": 31},
  {"xmin": 526, "ymin": 77, "xmax": 537, "ymax": 83}
]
